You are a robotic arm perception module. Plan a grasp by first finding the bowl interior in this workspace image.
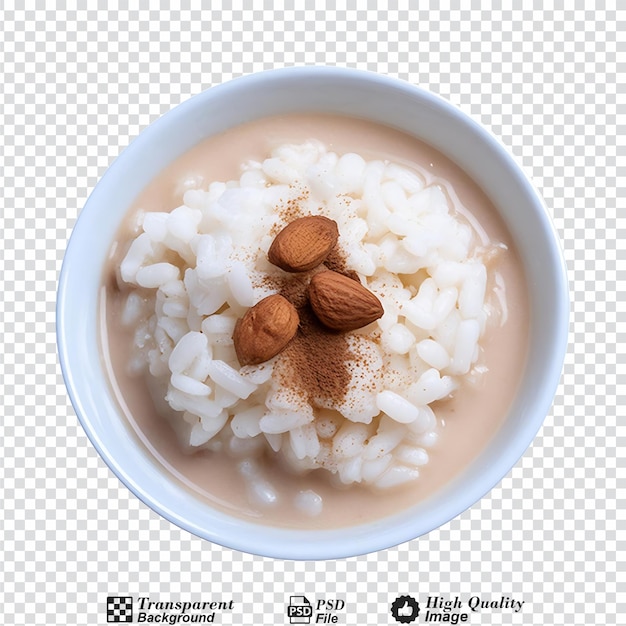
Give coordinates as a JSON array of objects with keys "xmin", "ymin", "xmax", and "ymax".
[{"xmin": 57, "ymin": 67, "xmax": 568, "ymax": 559}]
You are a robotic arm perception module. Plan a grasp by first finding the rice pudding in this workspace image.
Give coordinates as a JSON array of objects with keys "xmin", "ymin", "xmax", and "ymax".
[{"xmin": 101, "ymin": 113, "xmax": 529, "ymax": 529}]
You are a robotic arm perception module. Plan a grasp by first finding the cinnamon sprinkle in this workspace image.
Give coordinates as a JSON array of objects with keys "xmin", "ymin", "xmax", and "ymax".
[
  {"xmin": 266, "ymin": 262, "xmax": 355, "ymax": 406},
  {"xmin": 262, "ymin": 191, "xmax": 367, "ymax": 406}
]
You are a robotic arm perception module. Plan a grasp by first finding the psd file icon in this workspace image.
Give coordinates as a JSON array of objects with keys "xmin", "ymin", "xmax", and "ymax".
[{"xmin": 288, "ymin": 595, "xmax": 313, "ymax": 624}]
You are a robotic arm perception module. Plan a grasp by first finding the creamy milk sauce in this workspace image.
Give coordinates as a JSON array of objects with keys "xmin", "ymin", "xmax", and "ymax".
[{"xmin": 101, "ymin": 113, "xmax": 529, "ymax": 529}]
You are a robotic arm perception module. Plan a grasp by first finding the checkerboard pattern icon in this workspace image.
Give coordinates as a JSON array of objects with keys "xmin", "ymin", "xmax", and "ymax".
[{"xmin": 107, "ymin": 597, "xmax": 133, "ymax": 623}]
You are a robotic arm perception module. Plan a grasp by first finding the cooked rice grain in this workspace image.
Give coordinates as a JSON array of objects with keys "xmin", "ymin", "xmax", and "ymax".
[{"xmin": 119, "ymin": 141, "xmax": 502, "ymax": 505}]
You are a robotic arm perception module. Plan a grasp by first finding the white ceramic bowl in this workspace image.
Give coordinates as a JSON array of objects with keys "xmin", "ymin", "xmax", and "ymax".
[{"xmin": 57, "ymin": 67, "xmax": 568, "ymax": 560}]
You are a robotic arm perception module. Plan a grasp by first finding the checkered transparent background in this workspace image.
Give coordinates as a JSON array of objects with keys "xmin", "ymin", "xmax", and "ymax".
[{"xmin": 1, "ymin": 3, "xmax": 623, "ymax": 625}]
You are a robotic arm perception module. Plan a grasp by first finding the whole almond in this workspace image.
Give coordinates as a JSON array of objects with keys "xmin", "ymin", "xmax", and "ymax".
[
  {"xmin": 233, "ymin": 294, "xmax": 299, "ymax": 366},
  {"xmin": 268, "ymin": 215, "xmax": 339, "ymax": 272},
  {"xmin": 308, "ymin": 270, "xmax": 384, "ymax": 331}
]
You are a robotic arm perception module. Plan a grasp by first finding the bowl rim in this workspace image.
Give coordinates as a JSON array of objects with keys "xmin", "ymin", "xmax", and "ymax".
[{"xmin": 57, "ymin": 66, "xmax": 569, "ymax": 560}]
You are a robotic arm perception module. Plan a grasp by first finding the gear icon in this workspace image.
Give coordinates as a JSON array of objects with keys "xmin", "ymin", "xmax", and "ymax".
[{"xmin": 391, "ymin": 595, "xmax": 420, "ymax": 623}]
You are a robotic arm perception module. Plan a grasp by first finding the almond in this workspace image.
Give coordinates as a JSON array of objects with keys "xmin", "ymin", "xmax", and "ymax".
[
  {"xmin": 268, "ymin": 215, "xmax": 339, "ymax": 272},
  {"xmin": 233, "ymin": 294, "xmax": 299, "ymax": 366},
  {"xmin": 308, "ymin": 270, "xmax": 384, "ymax": 331}
]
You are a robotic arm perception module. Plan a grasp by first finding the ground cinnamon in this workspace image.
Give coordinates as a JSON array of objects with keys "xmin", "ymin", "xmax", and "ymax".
[{"xmin": 266, "ymin": 262, "xmax": 353, "ymax": 406}]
